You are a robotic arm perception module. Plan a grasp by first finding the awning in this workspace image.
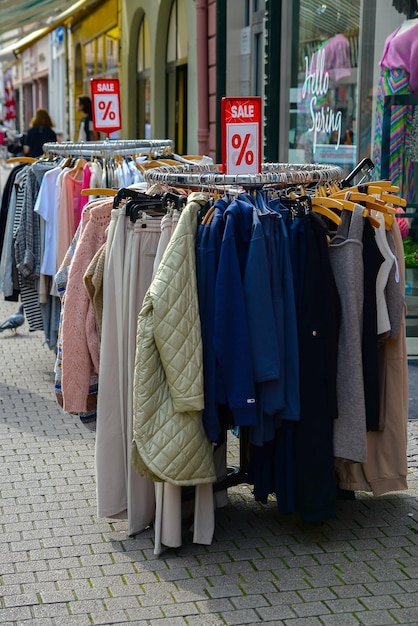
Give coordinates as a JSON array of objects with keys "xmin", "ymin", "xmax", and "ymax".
[{"xmin": 0, "ymin": 0, "xmax": 101, "ymax": 61}]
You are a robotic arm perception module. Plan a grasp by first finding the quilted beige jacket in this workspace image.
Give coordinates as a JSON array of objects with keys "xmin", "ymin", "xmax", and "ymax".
[{"xmin": 131, "ymin": 192, "xmax": 216, "ymax": 486}]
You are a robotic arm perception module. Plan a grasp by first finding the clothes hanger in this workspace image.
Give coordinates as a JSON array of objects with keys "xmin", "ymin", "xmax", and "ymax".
[
  {"xmin": 378, "ymin": 192, "xmax": 407, "ymax": 207},
  {"xmin": 330, "ymin": 190, "xmax": 396, "ymax": 214},
  {"xmin": 310, "ymin": 202, "xmax": 342, "ymax": 226},
  {"xmin": 60, "ymin": 156, "xmax": 73, "ymax": 169},
  {"xmin": 343, "ymin": 183, "xmax": 405, "ymax": 208},
  {"xmin": 7, "ymin": 156, "xmax": 37, "ymax": 164},
  {"xmin": 321, "ymin": 193, "xmax": 381, "ymax": 228},
  {"xmin": 70, "ymin": 157, "xmax": 88, "ymax": 178},
  {"xmin": 80, "ymin": 188, "xmax": 118, "ymax": 197}
]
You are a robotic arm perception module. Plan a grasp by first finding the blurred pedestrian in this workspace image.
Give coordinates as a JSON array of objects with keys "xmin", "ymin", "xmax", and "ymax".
[
  {"xmin": 76, "ymin": 95, "xmax": 99, "ymax": 141},
  {"xmin": 23, "ymin": 109, "xmax": 57, "ymax": 157}
]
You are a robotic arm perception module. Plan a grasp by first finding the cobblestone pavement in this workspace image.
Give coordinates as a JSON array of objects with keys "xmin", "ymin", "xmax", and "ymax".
[
  {"xmin": 2, "ymin": 161, "xmax": 418, "ymax": 624},
  {"xmin": 2, "ymin": 300, "xmax": 418, "ymax": 625}
]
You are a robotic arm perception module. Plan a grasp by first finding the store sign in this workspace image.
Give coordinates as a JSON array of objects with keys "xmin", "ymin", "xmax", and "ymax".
[
  {"xmin": 302, "ymin": 48, "xmax": 342, "ymax": 153},
  {"xmin": 91, "ymin": 78, "xmax": 122, "ymax": 135},
  {"xmin": 221, "ymin": 97, "xmax": 262, "ymax": 175}
]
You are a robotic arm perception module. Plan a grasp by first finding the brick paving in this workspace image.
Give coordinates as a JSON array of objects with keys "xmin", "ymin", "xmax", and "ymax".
[{"xmin": 2, "ymin": 163, "xmax": 418, "ymax": 624}]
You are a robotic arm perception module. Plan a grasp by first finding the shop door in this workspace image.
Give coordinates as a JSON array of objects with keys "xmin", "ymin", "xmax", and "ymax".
[{"xmin": 166, "ymin": 63, "xmax": 187, "ymax": 155}]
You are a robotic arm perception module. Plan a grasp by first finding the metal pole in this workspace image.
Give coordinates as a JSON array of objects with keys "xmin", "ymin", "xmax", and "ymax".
[{"xmin": 215, "ymin": 0, "xmax": 227, "ymax": 163}]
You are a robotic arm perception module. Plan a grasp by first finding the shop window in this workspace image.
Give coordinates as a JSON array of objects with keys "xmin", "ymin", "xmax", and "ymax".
[
  {"xmin": 97, "ymin": 37, "xmax": 103, "ymax": 76},
  {"xmin": 84, "ymin": 40, "xmax": 95, "ymax": 78},
  {"xmin": 166, "ymin": 0, "xmax": 188, "ymax": 153},
  {"xmin": 105, "ymin": 30, "xmax": 119, "ymax": 73},
  {"xmin": 288, "ymin": 0, "xmax": 360, "ymax": 175}
]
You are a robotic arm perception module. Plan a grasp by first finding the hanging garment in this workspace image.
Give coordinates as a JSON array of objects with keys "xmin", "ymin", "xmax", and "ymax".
[
  {"xmin": 131, "ymin": 192, "xmax": 216, "ymax": 487},
  {"xmin": 292, "ymin": 212, "xmax": 340, "ymax": 524},
  {"xmin": 54, "ymin": 212, "xmax": 98, "ymax": 431},
  {"xmin": 83, "ymin": 242, "xmax": 106, "ymax": 343},
  {"xmin": 335, "ymin": 220, "xmax": 408, "ymax": 495},
  {"xmin": 329, "ymin": 205, "xmax": 367, "ymax": 463},
  {"xmin": 60, "ymin": 198, "xmax": 113, "ymax": 413},
  {"xmin": 212, "ymin": 197, "xmax": 258, "ymax": 428},
  {"xmin": 14, "ymin": 165, "xmax": 44, "ymax": 332},
  {"xmin": 247, "ymin": 200, "xmax": 300, "ymax": 514},
  {"xmin": 34, "ymin": 165, "xmax": 65, "ymax": 277},
  {"xmin": 196, "ymin": 198, "xmax": 228, "ymax": 444},
  {"xmin": 152, "ymin": 203, "xmax": 216, "ymax": 555},
  {"xmin": 0, "ymin": 162, "xmax": 27, "ymax": 259},
  {"xmin": 0, "ymin": 166, "xmax": 27, "ymax": 300},
  {"xmin": 373, "ymin": 211, "xmax": 397, "ymax": 336},
  {"xmin": 362, "ymin": 219, "xmax": 384, "ymax": 432},
  {"xmin": 95, "ymin": 205, "xmax": 162, "ymax": 535},
  {"xmin": 56, "ymin": 168, "xmax": 84, "ymax": 268}
]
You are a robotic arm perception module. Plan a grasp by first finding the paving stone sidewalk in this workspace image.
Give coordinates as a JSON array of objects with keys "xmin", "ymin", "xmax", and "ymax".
[{"xmin": 2, "ymin": 281, "xmax": 418, "ymax": 625}]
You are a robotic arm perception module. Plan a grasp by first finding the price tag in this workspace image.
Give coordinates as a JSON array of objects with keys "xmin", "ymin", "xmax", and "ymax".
[
  {"xmin": 222, "ymin": 97, "xmax": 262, "ymax": 175},
  {"xmin": 90, "ymin": 78, "xmax": 122, "ymax": 134}
]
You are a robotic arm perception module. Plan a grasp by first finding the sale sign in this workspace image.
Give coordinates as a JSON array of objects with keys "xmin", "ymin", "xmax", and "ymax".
[
  {"xmin": 90, "ymin": 78, "xmax": 122, "ymax": 135},
  {"xmin": 221, "ymin": 97, "xmax": 262, "ymax": 175}
]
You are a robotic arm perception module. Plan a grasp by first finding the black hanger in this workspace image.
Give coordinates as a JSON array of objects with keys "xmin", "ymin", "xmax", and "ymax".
[
  {"xmin": 112, "ymin": 186, "xmax": 151, "ymax": 209},
  {"xmin": 125, "ymin": 195, "xmax": 165, "ymax": 223},
  {"xmin": 161, "ymin": 191, "xmax": 187, "ymax": 211},
  {"xmin": 340, "ymin": 158, "xmax": 375, "ymax": 188}
]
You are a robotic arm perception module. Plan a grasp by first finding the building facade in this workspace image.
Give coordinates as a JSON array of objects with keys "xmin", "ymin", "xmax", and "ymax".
[{"xmin": 0, "ymin": 0, "xmax": 415, "ymax": 190}]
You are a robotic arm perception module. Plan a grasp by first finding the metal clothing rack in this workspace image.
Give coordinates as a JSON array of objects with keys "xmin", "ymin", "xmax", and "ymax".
[
  {"xmin": 142, "ymin": 160, "xmax": 345, "ymax": 495},
  {"xmin": 143, "ymin": 162, "xmax": 345, "ymax": 189},
  {"xmin": 42, "ymin": 139, "xmax": 175, "ymax": 158}
]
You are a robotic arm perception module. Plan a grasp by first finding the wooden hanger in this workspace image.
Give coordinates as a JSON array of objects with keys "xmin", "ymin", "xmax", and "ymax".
[
  {"xmin": 80, "ymin": 188, "xmax": 118, "ymax": 197},
  {"xmin": 60, "ymin": 156, "xmax": 73, "ymax": 169},
  {"xmin": 341, "ymin": 180, "xmax": 395, "ymax": 192},
  {"xmin": 330, "ymin": 190, "xmax": 396, "ymax": 214},
  {"xmin": 7, "ymin": 156, "xmax": 37, "ymax": 164},
  {"xmin": 347, "ymin": 183, "xmax": 406, "ymax": 208},
  {"xmin": 310, "ymin": 203, "xmax": 342, "ymax": 226},
  {"xmin": 201, "ymin": 205, "xmax": 215, "ymax": 225},
  {"xmin": 70, "ymin": 157, "xmax": 88, "ymax": 178},
  {"xmin": 379, "ymin": 192, "xmax": 407, "ymax": 207},
  {"xmin": 366, "ymin": 185, "xmax": 400, "ymax": 194},
  {"xmin": 322, "ymin": 194, "xmax": 381, "ymax": 228}
]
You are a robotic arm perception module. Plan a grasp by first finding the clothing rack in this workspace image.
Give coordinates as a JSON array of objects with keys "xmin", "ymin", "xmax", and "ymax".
[
  {"xmin": 143, "ymin": 162, "xmax": 345, "ymax": 189},
  {"xmin": 42, "ymin": 139, "xmax": 175, "ymax": 158}
]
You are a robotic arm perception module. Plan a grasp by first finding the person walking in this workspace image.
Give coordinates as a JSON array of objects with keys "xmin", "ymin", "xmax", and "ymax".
[
  {"xmin": 76, "ymin": 95, "xmax": 99, "ymax": 141},
  {"xmin": 23, "ymin": 108, "xmax": 57, "ymax": 157}
]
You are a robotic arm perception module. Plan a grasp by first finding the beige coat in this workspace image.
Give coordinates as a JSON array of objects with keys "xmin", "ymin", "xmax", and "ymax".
[{"xmin": 131, "ymin": 192, "xmax": 216, "ymax": 486}]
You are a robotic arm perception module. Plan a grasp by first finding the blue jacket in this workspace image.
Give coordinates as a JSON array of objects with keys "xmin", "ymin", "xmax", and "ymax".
[
  {"xmin": 196, "ymin": 199, "xmax": 227, "ymax": 441},
  {"xmin": 213, "ymin": 197, "xmax": 257, "ymax": 426}
]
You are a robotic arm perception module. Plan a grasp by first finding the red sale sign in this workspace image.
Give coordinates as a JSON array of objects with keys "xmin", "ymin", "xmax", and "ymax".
[
  {"xmin": 221, "ymin": 97, "xmax": 262, "ymax": 175},
  {"xmin": 91, "ymin": 78, "xmax": 122, "ymax": 135}
]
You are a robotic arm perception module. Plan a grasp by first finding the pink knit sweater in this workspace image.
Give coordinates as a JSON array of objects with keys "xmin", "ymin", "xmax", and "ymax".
[{"xmin": 61, "ymin": 198, "xmax": 113, "ymax": 413}]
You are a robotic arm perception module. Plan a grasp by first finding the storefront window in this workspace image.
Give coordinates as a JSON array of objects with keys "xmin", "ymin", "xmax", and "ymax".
[
  {"xmin": 105, "ymin": 34, "xmax": 118, "ymax": 73},
  {"xmin": 289, "ymin": 0, "xmax": 360, "ymax": 174},
  {"xmin": 97, "ymin": 37, "xmax": 103, "ymax": 76},
  {"xmin": 84, "ymin": 40, "xmax": 95, "ymax": 78}
]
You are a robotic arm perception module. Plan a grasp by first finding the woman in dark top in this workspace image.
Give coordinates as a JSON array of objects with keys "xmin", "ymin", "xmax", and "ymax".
[
  {"xmin": 23, "ymin": 108, "xmax": 57, "ymax": 157},
  {"xmin": 76, "ymin": 95, "xmax": 99, "ymax": 141}
]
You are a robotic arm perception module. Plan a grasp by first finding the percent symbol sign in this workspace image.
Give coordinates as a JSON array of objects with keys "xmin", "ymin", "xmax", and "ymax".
[
  {"xmin": 232, "ymin": 133, "xmax": 254, "ymax": 166},
  {"xmin": 98, "ymin": 100, "xmax": 116, "ymax": 121}
]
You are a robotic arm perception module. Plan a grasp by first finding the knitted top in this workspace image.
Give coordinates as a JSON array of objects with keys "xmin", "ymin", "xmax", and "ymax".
[{"xmin": 60, "ymin": 198, "xmax": 113, "ymax": 413}]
